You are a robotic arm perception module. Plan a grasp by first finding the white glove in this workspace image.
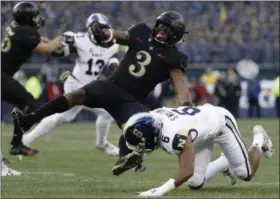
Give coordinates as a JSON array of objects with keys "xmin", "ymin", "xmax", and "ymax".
[{"xmin": 137, "ymin": 188, "xmax": 163, "ymax": 197}]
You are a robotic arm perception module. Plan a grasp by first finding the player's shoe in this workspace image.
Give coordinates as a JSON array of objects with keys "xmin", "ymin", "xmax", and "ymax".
[
  {"xmin": 112, "ymin": 152, "xmax": 143, "ymax": 176},
  {"xmin": 12, "ymin": 107, "xmax": 33, "ymax": 133},
  {"xmin": 221, "ymin": 168, "xmax": 237, "ymax": 185},
  {"xmin": 96, "ymin": 142, "xmax": 119, "ymax": 156},
  {"xmin": 1, "ymin": 162, "xmax": 21, "ymax": 176},
  {"xmin": 253, "ymin": 125, "xmax": 273, "ymax": 158},
  {"xmin": 9, "ymin": 144, "xmax": 39, "ymax": 156}
]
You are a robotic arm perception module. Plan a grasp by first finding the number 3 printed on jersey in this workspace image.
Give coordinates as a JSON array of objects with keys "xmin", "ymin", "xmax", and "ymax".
[{"xmin": 129, "ymin": 51, "xmax": 151, "ymax": 77}]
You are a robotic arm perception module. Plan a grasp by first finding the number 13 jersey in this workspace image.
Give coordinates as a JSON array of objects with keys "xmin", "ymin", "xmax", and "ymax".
[
  {"xmin": 110, "ymin": 23, "xmax": 188, "ymax": 101},
  {"xmin": 61, "ymin": 31, "xmax": 119, "ymax": 85}
]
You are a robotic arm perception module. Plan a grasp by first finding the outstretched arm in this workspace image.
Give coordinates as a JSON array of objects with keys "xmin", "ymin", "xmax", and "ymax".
[
  {"xmin": 137, "ymin": 135, "xmax": 194, "ymax": 197},
  {"xmin": 102, "ymin": 28, "xmax": 130, "ymax": 46},
  {"xmin": 170, "ymin": 68, "xmax": 193, "ymax": 106}
]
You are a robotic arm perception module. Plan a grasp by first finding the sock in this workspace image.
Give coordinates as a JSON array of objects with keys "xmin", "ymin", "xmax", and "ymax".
[
  {"xmin": 205, "ymin": 154, "xmax": 229, "ymax": 182},
  {"xmin": 10, "ymin": 125, "xmax": 23, "ymax": 146},
  {"xmin": 23, "ymin": 114, "xmax": 63, "ymax": 147},
  {"xmin": 118, "ymin": 134, "xmax": 132, "ymax": 158},
  {"xmin": 95, "ymin": 115, "xmax": 111, "ymax": 147},
  {"xmin": 251, "ymin": 133, "xmax": 264, "ymax": 153},
  {"xmin": 26, "ymin": 96, "xmax": 70, "ymax": 125}
]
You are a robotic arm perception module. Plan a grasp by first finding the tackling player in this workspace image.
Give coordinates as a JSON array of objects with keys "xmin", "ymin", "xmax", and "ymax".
[
  {"xmin": 122, "ymin": 104, "xmax": 273, "ymax": 196},
  {"xmin": 1, "ymin": 1, "xmax": 62, "ymax": 175},
  {"xmin": 21, "ymin": 13, "xmax": 120, "ymax": 156},
  {"xmin": 12, "ymin": 11, "xmax": 192, "ymax": 175}
]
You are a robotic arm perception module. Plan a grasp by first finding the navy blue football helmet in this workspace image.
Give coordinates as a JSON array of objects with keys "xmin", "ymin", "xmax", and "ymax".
[{"xmin": 123, "ymin": 113, "xmax": 162, "ymax": 154}]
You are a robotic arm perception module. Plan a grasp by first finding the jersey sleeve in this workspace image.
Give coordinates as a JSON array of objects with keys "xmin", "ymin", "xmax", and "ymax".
[
  {"xmin": 127, "ymin": 23, "xmax": 152, "ymax": 46},
  {"xmin": 13, "ymin": 26, "xmax": 40, "ymax": 50},
  {"xmin": 166, "ymin": 51, "xmax": 188, "ymax": 73},
  {"xmin": 171, "ymin": 129, "xmax": 189, "ymax": 154}
]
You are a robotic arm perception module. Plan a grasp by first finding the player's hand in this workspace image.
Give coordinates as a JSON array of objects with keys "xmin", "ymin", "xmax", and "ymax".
[
  {"xmin": 137, "ymin": 188, "xmax": 163, "ymax": 197},
  {"xmin": 63, "ymin": 31, "xmax": 75, "ymax": 45}
]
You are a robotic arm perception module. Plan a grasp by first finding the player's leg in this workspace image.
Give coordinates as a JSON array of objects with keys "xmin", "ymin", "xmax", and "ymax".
[
  {"xmin": 109, "ymin": 102, "xmax": 146, "ymax": 176},
  {"xmin": 187, "ymin": 142, "xmax": 214, "ymax": 190},
  {"xmin": 2, "ymin": 73, "xmax": 38, "ymax": 156},
  {"xmin": 1, "ymin": 149, "xmax": 21, "ymax": 176},
  {"xmin": 205, "ymin": 153, "xmax": 237, "ymax": 185},
  {"xmin": 22, "ymin": 106, "xmax": 83, "ymax": 147},
  {"xmin": 12, "ymin": 80, "xmax": 118, "ymax": 133},
  {"xmin": 215, "ymin": 110, "xmax": 273, "ymax": 182},
  {"xmin": 92, "ymin": 108, "xmax": 119, "ymax": 156}
]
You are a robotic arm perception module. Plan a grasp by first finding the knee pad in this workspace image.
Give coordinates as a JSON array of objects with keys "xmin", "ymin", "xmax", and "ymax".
[{"xmin": 188, "ymin": 174, "xmax": 205, "ymax": 190}]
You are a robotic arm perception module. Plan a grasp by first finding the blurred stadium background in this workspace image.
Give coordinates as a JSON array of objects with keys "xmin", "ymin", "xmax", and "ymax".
[
  {"xmin": 1, "ymin": 1, "xmax": 279, "ymax": 198},
  {"xmin": 1, "ymin": 1, "xmax": 279, "ymax": 122}
]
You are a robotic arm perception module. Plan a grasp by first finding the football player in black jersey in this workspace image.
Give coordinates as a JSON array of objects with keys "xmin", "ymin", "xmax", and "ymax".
[
  {"xmin": 12, "ymin": 11, "xmax": 192, "ymax": 175},
  {"xmin": 2, "ymin": 2, "xmax": 63, "ymax": 157}
]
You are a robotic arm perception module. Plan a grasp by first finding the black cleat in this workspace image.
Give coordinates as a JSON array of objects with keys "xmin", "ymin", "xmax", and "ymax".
[
  {"xmin": 9, "ymin": 144, "xmax": 39, "ymax": 156},
  {"xmin": 112, "ymin": 152, "xmax": 143, "ymax": 176},
  {"xmin": 12, "ymin": 108, "xmax": 32, "ymax": 133}
]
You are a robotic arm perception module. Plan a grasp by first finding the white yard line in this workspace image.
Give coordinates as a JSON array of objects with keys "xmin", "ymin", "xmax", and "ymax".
[{"xmin": 23, "ymin": 171, "xmax": 75, "ymax": 177}]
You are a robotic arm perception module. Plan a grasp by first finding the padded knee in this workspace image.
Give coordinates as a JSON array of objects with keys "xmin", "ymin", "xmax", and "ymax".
[
  {"xmin": 188, "ymin": 175, "xmax": 205, "ymax": 190},
  {"xmin": 232, "ymin": 166, "xmax": 251, "ymax": 181}
]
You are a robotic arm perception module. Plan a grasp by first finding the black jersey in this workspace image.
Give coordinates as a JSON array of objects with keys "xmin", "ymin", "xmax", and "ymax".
[
  {"xmin": 110, "ymin": 23, "xmax": 188, "ymax": 101},
  {"xmin": 1, "ymin": 23, "xmax": 40, "ymax": 76}
]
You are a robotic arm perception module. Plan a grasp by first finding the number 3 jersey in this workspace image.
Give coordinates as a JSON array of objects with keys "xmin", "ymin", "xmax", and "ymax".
[
  {"xmin": 57, "ymin": 31, "xmax": 119, "ymax": 85},
  {"xmin": 110, "ymin": 23, "xmax": 188, "ymax": 101},
  {"xmin": 150, "ymin": 104, "xmax": 226, "ymax": 155}
]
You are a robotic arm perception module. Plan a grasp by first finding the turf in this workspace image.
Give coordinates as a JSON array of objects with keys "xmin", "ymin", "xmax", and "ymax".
[{"xmin": 1, "ymin": 119, "xmax": 279, "ymax": 198}]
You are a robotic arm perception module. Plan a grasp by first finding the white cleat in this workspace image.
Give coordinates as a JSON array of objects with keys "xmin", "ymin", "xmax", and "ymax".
[
  {"xmin": 1, "ymin": 163, "xmax": 21, "ymax": 176},
  {"xmin": 96, "ymin": 142, "xmax": 119, "ymax": 156},
  {"xmin": 221, "ymin": 167, "xmax": 237, "ymax": 186},
  {"xmin": 219, "ymin": 153, "xmax": 237, "ymax": 185},
  {"xmin": 253, "ymin": 125, "xmax": 273, "ymax": 158}
]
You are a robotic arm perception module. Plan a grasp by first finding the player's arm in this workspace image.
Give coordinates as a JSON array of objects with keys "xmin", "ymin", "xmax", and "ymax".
[
  {"xmin": 34, "ymin": 36, "xmax": 63, "ymax": 54},
  {"xmin": 40, "ymin": 36, "xmax": 50, "ymax": 43},
  {"xmin": 98, "ymin": 28, "xmax": 130, "ymax": 46},
  {"xmin": 137, "ymin": 135, "xmax": 194, "ymax": 197},
  {"xmin": 107, "ymin": 57, "xmax": 120, "ymax": 73},
  {"xmin": 170, "ymin": 68, "xmax": 193, "ymax": 106}
]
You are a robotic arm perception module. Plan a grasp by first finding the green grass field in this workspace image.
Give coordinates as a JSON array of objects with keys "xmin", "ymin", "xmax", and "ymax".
[{"xmin": 1, "ymin": 119, "xmax": 279, "ymax": 198}]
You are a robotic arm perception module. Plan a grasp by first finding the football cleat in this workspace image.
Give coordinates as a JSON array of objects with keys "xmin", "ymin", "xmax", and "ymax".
[
  {"xmin": 12, "ymin": 107, "xmax": 33, "ymax": 133},
  {"xmin": 253, "ymin": 125, "xmax": 273, "ymax": 158},
  {"xmin": 96, "ymin": 142, "xmax": 119, "ymax": 156},
  {"xmin": 9, "ymin": 144, "xmax": 39, "ymax": 157},
  {"xmin": 112, "ymin": 152, "xmax": 142, "ymax": 176},
  {"xmin": 1, "ymin": 162, "xmax": 21, "ymax": 176},
  {"xmin": 221, "ymin": 168, "xmax": 237, "ymax": 186}
]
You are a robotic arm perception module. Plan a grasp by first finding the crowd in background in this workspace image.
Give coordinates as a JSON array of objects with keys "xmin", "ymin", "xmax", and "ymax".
[
  {"xmin": 1, "ymin": 1, "xmax": 279, "ymax": 63},
  {"xmin": 1, "ymin": 1, "xmax": 279, "ymax": 122}
]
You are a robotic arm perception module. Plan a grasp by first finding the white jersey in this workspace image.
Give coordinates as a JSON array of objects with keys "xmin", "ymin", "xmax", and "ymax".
[
  {"xmin": 150, "ymin": 104, "xmax": 226, "ymax": 155},
  {"xmin": 61, "ymin": 31, "xmax": 119, "ymax": 85}
]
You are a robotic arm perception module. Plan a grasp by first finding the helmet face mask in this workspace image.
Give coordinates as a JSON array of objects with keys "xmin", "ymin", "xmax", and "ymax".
[
  {"xmin": 152, "ymin": 11, "xmax": 187, "ymax": 47},
  {"xmin": 124, "ymin": 113, "xmax": 162, "ymax": 155}
]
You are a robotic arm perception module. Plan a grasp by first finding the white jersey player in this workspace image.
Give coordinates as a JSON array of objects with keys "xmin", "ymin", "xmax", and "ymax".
[
  {"xmin": 22, "ymin": 13, "xmax": 119, "ymax": 156},
  {"xmin": 122, "ymin": 104, "xmax": 273, "ymax": 197}
]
